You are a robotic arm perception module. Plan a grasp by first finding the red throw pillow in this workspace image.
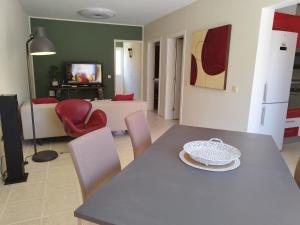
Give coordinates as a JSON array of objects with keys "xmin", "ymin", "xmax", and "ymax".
[
  {"xmin": 32, "ymin": 97, "xmax": 59, "ymax": 104},
  {"xmin": 114, "ymin": 94, "xmax": 134, "ymax": 101}
]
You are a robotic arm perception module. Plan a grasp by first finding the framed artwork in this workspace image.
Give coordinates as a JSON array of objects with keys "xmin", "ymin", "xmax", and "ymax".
[{"xmin": 190, "ymin": 24, "xmax": 232, "ymax": 90}]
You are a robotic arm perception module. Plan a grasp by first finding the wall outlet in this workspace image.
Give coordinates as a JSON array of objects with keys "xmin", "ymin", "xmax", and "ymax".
[
  {"xmin": 107, "ymin": 75, "xmax": 112, "ymax": 79},
  {"xmin": 232, "ymin": 85, "xmax": 239, "ymax": 93}
]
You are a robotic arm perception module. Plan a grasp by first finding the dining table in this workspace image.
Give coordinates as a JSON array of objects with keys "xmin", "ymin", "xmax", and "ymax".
[{"xmin": 75, "ymin": 125, "xmax": 300, "ymax": 225}]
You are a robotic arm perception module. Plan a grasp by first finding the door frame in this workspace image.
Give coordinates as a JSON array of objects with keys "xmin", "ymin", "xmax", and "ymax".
[
  {"xmin": 164, "ymin": 31, "xmax": 187, "ymax": 122},
  {"xmin": 113, "ymin": 39, "xmax": 144, "ymax": 99},
  {"xmin": 146, "ymin": 38, "xmax": 163, "ymax": 114}
]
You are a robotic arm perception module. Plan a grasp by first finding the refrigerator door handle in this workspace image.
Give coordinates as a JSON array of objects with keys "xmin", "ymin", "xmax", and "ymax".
[
  {"xmin": 263, "ymin": 83, "xmax": 267, "ymax": 103},
  {"xmin": 261, "ymin": 106, "xmax": 266, "ymax": 126}
]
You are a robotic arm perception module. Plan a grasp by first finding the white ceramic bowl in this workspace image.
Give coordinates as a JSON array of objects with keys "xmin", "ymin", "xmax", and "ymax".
[{"xmin": 183, "ymin": 138, "xmax": 241, "ymax": 166}]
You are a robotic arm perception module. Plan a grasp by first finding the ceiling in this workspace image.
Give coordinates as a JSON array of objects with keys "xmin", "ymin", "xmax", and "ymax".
[{"xmin": 18, "ymin": 0, "xmax": 197, "ymax": 26}]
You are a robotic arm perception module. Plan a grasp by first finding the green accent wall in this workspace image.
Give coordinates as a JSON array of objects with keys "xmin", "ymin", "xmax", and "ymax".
[{"xmin": 30, "ymin": 18, "xmax": 143, "ymax": 99}]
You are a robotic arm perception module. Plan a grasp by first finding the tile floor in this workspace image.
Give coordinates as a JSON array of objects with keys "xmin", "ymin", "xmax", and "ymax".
[
  {"xmin": 0, "ymin": 111, "xmax": 176, "ymax": 225},
  {"xmin": 0, "ymin": 111, "xmax": 299, "ymax": 225},
  {"xmin": 282, "ymin": 142, "xmax": 300, "ymax": 175}
]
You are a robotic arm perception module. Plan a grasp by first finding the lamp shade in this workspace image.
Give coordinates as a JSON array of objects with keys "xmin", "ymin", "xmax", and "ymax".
[{"xmin": 30, "ymin": 27, "xmax": 56, "ymax": 56}]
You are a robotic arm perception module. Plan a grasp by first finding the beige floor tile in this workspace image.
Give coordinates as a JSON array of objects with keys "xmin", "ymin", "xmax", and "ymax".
[
  {"xmin": 8, "ymin": 183, "xmax": 45, "ymax": 203},
  {"xmin": 24, "ymin": 159, "xmax": 48, "ymax": 174},
  {"xmin": 43, "ymin": 192, "xmax": 80, "ymax": 216},
  {"xmin": 117, "ymin": 147, "xmax": 134, "ymax": 169},
  {"xmin": 0, "ymin": 187, "xmax": 10, "ymax": 203},
  {"xmin": 0, "ymin": 199, "xmax": 43, "ymax": 224},
  {"xmin": 26, "ymin": 170, "xmax": 47, "ymax": 184},
  {"xmin": 0, "ymin": 203, "xmax": 5, "ymax": 217},
  {"xmin": 51, "ymin": 142, "xmax": 71, "ymax": 154},
  {"xmin": 10, "ymin": 218, "xmax": 42, "ymax": 225},
  {"xmin": 47, "ymin": 174, "xmax": 78, "ymax": 184},
  {"xmin": 48, "ymin": 164, "xmax": 76, "ymax": 173},
  {"xmin": 48, "ymin": 153, "xmax": 73, "ymax": 168},
  {"xmin": 42, "ymin": 211, "xmax": 77, "ymax": 225},
  {"xmin": 46, "ymin": 179, "xmax": 80, "ymax": 197},
  {"xmin": 282, "ymin": 142, "xmax": 300, "ymax": 175},
  {"xmin": 47, "ymin": 165, "xmax": 77, "ymax": 183}
]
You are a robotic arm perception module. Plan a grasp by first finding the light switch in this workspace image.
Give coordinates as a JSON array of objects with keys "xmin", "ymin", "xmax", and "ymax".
[
  {"xmin": 232, "ymin": 85, "xmax": 239, "ymax": 93},
  {"xmin": 107, "ymin": 75, "xmax": 112, "ymax": 79}
]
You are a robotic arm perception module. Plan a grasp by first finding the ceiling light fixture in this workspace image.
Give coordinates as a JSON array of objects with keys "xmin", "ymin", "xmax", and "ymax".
[{"xmin": 78, "ymin": 8, "xmax": 116, "ymax": 19}]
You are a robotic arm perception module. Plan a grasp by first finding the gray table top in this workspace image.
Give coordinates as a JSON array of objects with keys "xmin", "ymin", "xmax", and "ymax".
[{"xmin": 75, "ymin": 125, "xmax": 300, "ymax": 225}]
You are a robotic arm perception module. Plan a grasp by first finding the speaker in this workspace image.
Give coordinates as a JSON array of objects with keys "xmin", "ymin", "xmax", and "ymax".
[{"xmin": 0, "ymin": 95, "xmax": 28, "ymax": 184}]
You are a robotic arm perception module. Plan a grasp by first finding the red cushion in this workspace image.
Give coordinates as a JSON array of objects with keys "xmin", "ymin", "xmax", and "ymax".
[
  {"xmin": 114, "ymin": 94, "xmax": 134, "ymax": 101},
  {"xmin": 287, "ymin": 108, "xmax": 300, "ymax": 119},
  {"xmin": 32, "ymin": 97, "xmax": 59, "ymax": 104},
  {"xmin": 284, "ymin": 127, "xmax": 299, "ymax": 138}
]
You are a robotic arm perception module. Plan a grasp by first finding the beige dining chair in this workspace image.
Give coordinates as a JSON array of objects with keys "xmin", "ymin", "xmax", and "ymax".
[
  {"xmin": 68, "ymin": 127, "xmax": 121, "ymax": 201},
  {"xmin": 295, "ymin": 157, "xmax": 300, "ymax": 188},
  {"xmin": 125, "ymin": 110, "xmax": 152, "ymax": 159}
]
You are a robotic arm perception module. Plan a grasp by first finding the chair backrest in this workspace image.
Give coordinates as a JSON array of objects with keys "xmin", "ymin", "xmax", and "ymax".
[
  {"xmin": 125, "ymin": 110, "xmax": 151, "ymax": 159},
  {"xmin": 295, "ymin": 157, "xmax": 300, "ymax": 188},
  {"xmin": 68, "ymin": 127, "xmax": 121, "ymax": 201},
  {"xmin": 55, "ymin": 99, "xmax": 92, "ymax": 124}
]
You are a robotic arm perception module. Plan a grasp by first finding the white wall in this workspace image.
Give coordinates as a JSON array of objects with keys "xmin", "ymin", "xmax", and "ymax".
[
  {"xmin": 144, "ymin": 0, "xmax": 297, "ymax": 132},
  {"xmin": 114, "ymin": 46, "xmax": 124, "ymax": 95},
  {"xmin": 0, "ymin": 0, "xmax": 29, "ymax": 104}
]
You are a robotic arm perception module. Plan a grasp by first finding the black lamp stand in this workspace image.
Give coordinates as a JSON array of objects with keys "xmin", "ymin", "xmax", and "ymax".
[{"xmin": 26, "ymin": 34, "xmax": 58, "ymax": 162}]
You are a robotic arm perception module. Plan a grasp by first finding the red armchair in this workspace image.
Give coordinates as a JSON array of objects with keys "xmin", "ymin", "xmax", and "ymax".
[{"xmin": 55, "ymin": 99, "xmax": 107, "ymax": 137}]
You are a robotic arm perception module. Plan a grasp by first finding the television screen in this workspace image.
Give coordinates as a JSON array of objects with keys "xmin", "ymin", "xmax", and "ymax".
[{"xmin": 66, "ymin": 63, "xmax": 102, "ymax": 84}]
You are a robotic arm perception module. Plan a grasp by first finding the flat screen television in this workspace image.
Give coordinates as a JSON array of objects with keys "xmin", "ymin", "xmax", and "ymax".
[{"xmin": 66, "ymin": 63, "xmax": 102, "ymax": 84}]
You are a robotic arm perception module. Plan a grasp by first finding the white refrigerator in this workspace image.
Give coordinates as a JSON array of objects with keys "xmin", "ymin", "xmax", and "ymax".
[{"xmin": 260, "ymin": 31, "xmax": 297, "ymax": 150}]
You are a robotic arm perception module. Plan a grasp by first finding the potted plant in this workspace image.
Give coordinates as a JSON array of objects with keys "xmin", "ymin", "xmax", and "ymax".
[{"xmin": 49, "ymin": 65, "xmax": 60, "ymax": 86}]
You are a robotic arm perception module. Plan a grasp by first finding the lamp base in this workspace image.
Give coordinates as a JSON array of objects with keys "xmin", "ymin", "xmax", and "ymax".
[{"xmin": 32, "ymin": 150, "xmax": 58, "ymax": 162}]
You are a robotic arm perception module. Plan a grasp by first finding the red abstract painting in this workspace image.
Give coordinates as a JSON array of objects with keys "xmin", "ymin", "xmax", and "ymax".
[{"xmin": 190, "ymin": 24, "xmax": 231, "ymax": 90}]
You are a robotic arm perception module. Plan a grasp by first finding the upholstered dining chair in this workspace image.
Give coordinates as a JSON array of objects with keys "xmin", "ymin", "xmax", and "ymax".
[
  {"xmin": 68, "ymin": 127, "xmax": 121, "ymax": 201},
  {"xmin": 295, "ymin": 157, "xmax": 300, "ymax": 188},
  {"xmin": 125, "ymin": 110, "xmax": 152, "ymax": 159},
  {"xmin": 56, "ymin": 99, "xmax": 107, "ymax": 137}
]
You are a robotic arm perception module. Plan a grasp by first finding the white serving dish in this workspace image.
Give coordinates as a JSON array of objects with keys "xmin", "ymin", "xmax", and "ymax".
[
  {"xmin": 183, "ymin": 138, "xmax": 241, "ymax": 166},
  {"xmin": 179, "ymin": 150, "xmax": 240, "ymax": 172}
]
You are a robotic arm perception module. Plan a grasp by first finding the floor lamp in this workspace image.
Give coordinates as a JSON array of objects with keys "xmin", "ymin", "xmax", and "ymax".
[{"xmin": 26, "ymin": 27, "xmax": 58, "ymax": 162}]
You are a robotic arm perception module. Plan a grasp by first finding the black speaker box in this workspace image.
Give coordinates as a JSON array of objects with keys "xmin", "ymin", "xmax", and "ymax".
[{"xmin": 0, "ymin": 95, "xmax": 28, "ymax": 184}]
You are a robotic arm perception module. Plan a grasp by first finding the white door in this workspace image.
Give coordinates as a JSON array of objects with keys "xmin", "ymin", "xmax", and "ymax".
[
  {"xmin": 264, "ymin": 31, "xmax": 297, "ymax": 103},
  {"xmin": 260, "ymin": 103, "xmax": 288, "ymax": 150}
]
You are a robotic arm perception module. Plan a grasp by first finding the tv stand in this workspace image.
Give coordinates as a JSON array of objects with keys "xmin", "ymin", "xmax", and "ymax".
[{"xmin": 50, "ymin": 84, "xmax": 104, "ymax": 99}]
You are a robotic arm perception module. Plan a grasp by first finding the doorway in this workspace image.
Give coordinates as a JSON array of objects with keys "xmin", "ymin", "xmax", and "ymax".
[
  {"xmin": 146, "ymin": 39, "xmax": 162, "ymax": 114},
  {"xmin": 153, "ymin": 42, "xmax": 160, "ymax": 112},
  {"xmin": 114, "ymin": 40, "xmax": 142, "ymax": 99},
  {"xmin": 165, "ymin": 35, "xmax": 185, "ymax": 120}
]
